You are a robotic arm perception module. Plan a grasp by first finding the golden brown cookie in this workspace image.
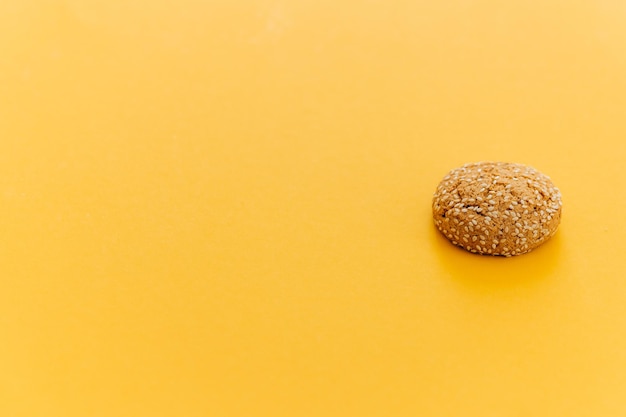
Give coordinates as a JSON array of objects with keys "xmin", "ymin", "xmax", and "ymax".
[{"xmin": 432, "ymin": 162, "xmax": 562, "ymax": 256}]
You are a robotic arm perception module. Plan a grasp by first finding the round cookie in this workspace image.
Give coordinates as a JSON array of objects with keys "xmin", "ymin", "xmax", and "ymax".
[{"xmin": 432, "ymin": 162, "xmax": 562, "ymax": 256}]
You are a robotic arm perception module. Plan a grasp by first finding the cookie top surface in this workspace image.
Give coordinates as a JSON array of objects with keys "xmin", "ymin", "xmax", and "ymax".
[{"xmin": 432, "ymin": 162, "xmax": 562, "ymax": 256}]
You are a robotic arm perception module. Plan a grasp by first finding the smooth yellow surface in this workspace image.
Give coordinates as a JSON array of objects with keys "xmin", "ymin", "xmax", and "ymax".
[{"xmin": 2, "ymin": 1, "xmax": 626, "ymax": 416}]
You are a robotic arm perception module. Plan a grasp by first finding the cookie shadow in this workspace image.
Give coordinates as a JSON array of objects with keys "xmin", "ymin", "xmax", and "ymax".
[{"xmin": 429, "ymin": 221, "xmax": 563, "ymax": 290}]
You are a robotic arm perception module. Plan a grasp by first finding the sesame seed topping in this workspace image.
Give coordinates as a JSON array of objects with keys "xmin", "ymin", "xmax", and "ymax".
[{"xmin": 432, "ymin": 161, "xmax": 561, "ymax": 256}]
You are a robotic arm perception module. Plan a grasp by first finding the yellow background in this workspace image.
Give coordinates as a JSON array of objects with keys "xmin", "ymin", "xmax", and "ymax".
[{"xmin": 1, "ymin": 1, "xmax": 626, "ymax": 416}]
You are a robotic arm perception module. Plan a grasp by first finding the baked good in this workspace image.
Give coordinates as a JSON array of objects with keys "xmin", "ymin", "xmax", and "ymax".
[{"xmin": 432, "ymin": 162, "xmax": 562, "ymax": 256}]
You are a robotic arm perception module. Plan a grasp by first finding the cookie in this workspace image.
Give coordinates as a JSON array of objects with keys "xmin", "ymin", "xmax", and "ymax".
[{"xmin": 432, "ymin": 162, "xmax": 562, "ymax": 256}]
